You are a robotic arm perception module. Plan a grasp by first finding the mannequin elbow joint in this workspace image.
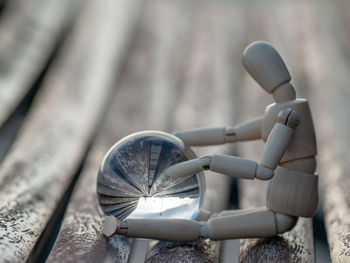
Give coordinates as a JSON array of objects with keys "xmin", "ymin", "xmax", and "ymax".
[{"xmin": 256, "ymin": 165, "xmax": 274, "ymax": 180}]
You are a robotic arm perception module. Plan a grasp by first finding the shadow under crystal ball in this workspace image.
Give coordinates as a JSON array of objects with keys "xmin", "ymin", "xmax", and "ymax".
[{"xmin": 97, "ymin": 131, "xmax": 205, "ymax": 221}]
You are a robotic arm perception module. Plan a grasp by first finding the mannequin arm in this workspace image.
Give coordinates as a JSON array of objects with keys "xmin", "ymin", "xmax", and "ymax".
[
  {"xmin": 165, "ymin": 154, "xmax": 273, "ymax": 181},
  {"xmin": 173, "ymin": 117, "xmax": 263, "ymax": 146},
  {"xmin": 259, "ymin": 108, "xmax": 299, "ymax": 170},
  {"xmin": 167, "ymin": 109, "xmax": 299, "ymax": 180}
]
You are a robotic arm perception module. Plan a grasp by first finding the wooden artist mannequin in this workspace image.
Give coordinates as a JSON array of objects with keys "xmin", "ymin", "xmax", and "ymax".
[{"xmin": 103, "ymin": 41, "xmax": 318, "ymax": 242}]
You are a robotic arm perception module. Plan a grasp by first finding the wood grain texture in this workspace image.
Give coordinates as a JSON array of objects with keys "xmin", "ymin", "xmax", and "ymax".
[
  {"xmin": 237, "ymin": 1, "xmax": 315, "ymax": 262},
  {"xmin": 0, "ymin": 0, "xmax": 82, "ymax": 127},
  {"xmin": 48, "ymin": 1, "xmax": 244, "ymax": 262},
  {"xmin": 48, "ymin": 0, "xmax": 196, "ymax": 261},
  {"xmin": 0, "ymin": 0, "xmax": 327, "ymax": 262},
  {"xmin": 286, "ymin": 1, "xmax": 350, "ymax": 261},
  {"xmin": 0, "ymin": 0, "xmax": 141, "ymax": 261},
  {"xmin": 147, "ymin": 1, "xmax": 245, "ymax": 261}
]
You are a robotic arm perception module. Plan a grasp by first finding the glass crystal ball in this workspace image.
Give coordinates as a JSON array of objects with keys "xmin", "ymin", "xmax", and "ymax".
[{"xmin": 97, "ymin": 131, "xmax": 205, "ymax": 221}]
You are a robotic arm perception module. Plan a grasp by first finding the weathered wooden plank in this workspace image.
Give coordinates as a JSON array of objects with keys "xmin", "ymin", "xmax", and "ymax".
[
  {"xmin": 237, "ymin": 1, "xmax": 315, "ymax": 262},
  {"xmin": 0, "ymin": 0, "xmax": 141, "ymax": 262},
  {"xmin": 167, "ymin": 0, "xmax": 245, "ymax": 217},
  {"xmin": 146, "ymin": 1, "xmax": 245, "ymax": 261},
  {"xmin": 47, "ymin": 0, "xmax": 196, "ymax": 262},
  {"xmin": 287, "ymin": 1, "xmax": 350, "ymax": 262},
  {"xmin": 48, "ymin": 1, "xmax": 245, "ymax": 262},
  {"xmin": 0, "ymin": 0, "xmax": 82, "ymax": 128}
]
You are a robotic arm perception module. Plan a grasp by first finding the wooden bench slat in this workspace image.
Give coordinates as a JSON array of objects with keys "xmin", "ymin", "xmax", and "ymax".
[
  {"xmin": 286, "ymin": 1, "xmax": 350, "ymax": 261},
  {"xmin": 237, "ymin": 2, "xmax": 315, "ymax": 262},
  {"xmin": 0, "ymin": 0, "xmax": 323, "ymax": 261},
  {"xmin": 47, "ymin": 0, "xmax": 195, "ymax": 261},
  {"xmin": 146, "ymin": 1, "xmax": 246, "ymax": 261},
  {"xmin": 0, "ymin": 0, "xmax": 141, "ymax": 261},
  {"xmin": 48, "ymin": 1, "xmax": 245, "ymax": 262},
  {"xmin": 0, "ymin": 0, "xmax": 82, "ymax": 128}
]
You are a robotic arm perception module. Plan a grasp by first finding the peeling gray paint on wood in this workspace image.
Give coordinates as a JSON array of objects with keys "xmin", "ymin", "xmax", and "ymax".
[
  {"xmin": 47, "ymin": 150, "xmax": 132, "ymax": 263},
  {"xmin": 0, "ymin": 0, "xmax": 140, "ymax": 261},
  {"xmin": 146, "ymin": 240, "xmax": 220, "ymax": 263},
  {"xmin": 239, "ymin": 218, "xmax": 314, "ymax": 263}
]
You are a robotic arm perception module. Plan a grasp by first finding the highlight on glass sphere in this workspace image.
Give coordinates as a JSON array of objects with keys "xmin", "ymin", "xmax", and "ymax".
[{"xmin": 97, "ymin": 131, "xmax": 205, "ymax": 221}]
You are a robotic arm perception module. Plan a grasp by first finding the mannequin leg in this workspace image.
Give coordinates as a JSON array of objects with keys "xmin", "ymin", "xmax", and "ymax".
[
  {"xmin": 204, "ymin": 207, "xmax": 297, "ymax": 240},
  {"xmin": 217, "ymin": 207, "xmax": 264, "ymax": 217},
  {"xmin": 105, "ymin": 207, "xmax": 297, "ymax": 242}
]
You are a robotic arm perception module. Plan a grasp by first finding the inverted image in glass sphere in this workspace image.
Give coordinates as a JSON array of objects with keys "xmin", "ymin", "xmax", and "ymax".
[{"xmin": 97, "ymin": 131, "xmax": 205, "ymax": 221}]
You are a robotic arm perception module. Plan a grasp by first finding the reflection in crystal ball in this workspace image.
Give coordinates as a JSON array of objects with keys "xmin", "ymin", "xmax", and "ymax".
[{"xmin": 97, "ymin": 131, "xmax": 204, "ymax": 220}]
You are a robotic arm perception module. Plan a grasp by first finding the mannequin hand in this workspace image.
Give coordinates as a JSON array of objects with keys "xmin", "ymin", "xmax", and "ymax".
[{"xmin": 103, "ymin": 215, "xmax": 119, "ymax": 237}]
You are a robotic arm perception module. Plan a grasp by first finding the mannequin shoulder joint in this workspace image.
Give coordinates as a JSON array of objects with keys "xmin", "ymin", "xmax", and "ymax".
[{"xmin": 277, "ymin": 108, "xmax": 300, "ymax": 129}]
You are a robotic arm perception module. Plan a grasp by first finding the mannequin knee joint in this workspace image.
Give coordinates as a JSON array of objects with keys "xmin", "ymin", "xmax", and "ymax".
[{"xmin": 275, "ymin": 213, "xmax": 298, "ymax": 234}]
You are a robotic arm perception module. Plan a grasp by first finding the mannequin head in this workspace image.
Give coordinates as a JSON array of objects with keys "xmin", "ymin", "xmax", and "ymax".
[{"xmin": 242, "ymin": 41, "xmax": 296, "ymax": 103}]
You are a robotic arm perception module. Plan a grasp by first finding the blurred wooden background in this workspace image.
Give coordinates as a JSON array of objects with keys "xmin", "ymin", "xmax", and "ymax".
[{"xmin": 0, "ymin": 0, "xmax": 350, "ymax": 262}]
